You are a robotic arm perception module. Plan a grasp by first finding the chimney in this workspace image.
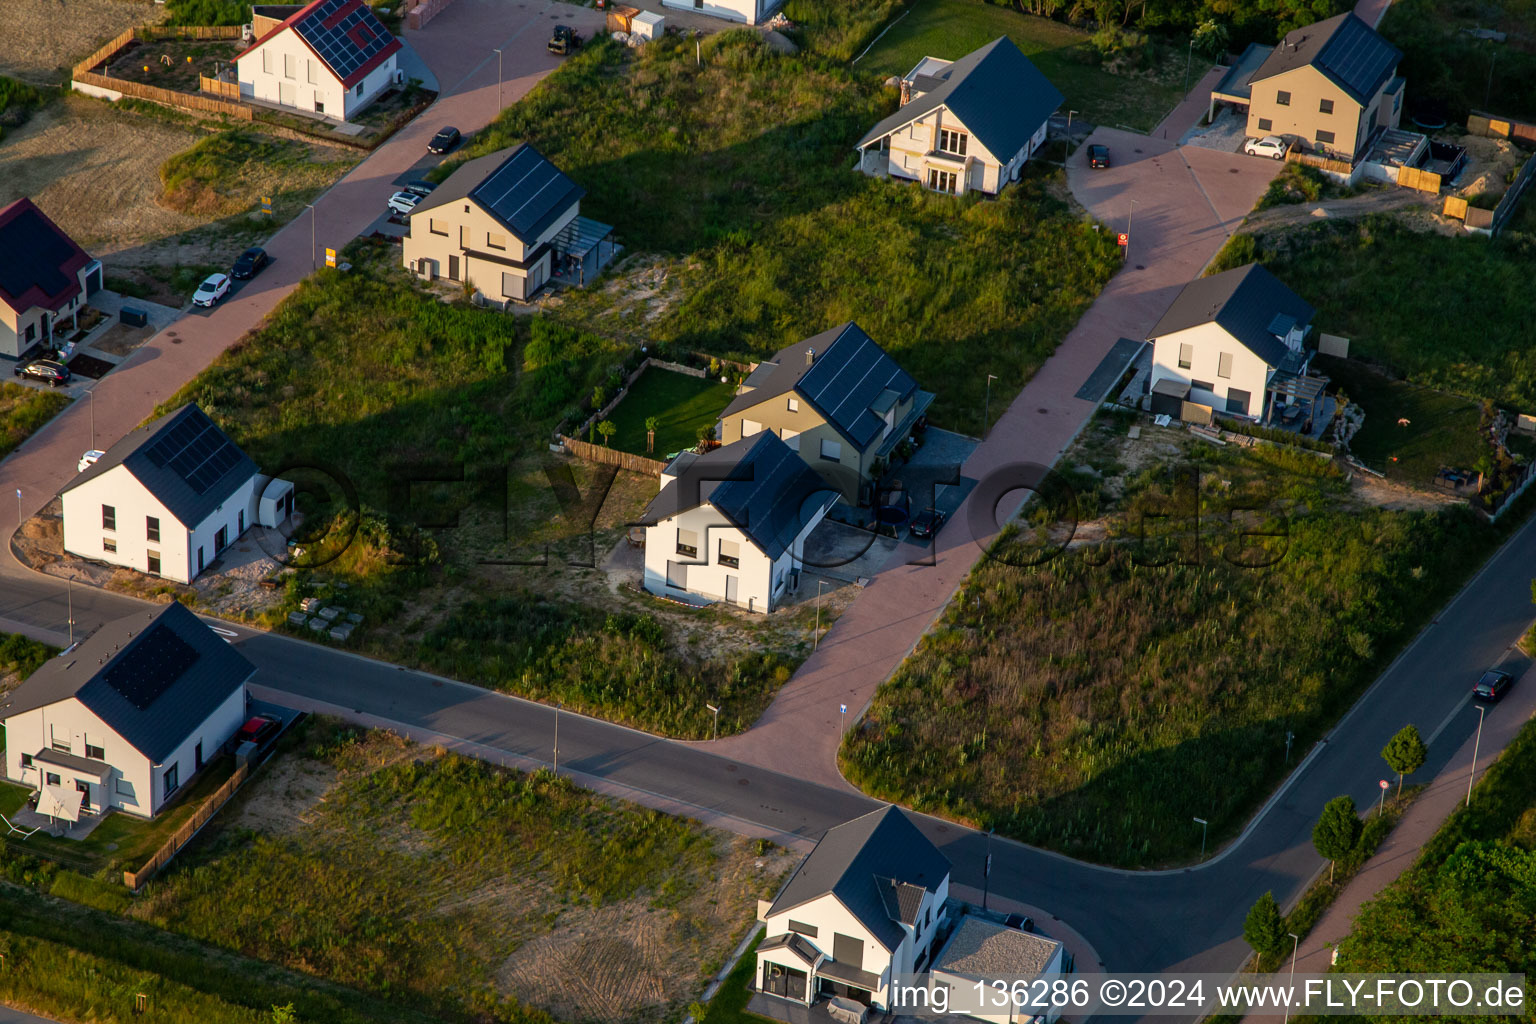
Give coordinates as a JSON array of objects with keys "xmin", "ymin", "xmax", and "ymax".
[{"xmin": 806, "ymin": 348, "xmax": 816, "ymax": 366}]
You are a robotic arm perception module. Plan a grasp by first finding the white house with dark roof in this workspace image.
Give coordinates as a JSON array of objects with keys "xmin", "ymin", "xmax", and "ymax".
[
  {"xmin": 60, "ymin": 403, "xmax": 293, "ymax": 584},
  {"xmin": 1146, "ymin": 263, "xmax": 1318, "ymax": 424},
  {"xmin": 640, "ymin": 432, "xmax": 839, "ymax": 613},
  {"xmin": 0, "ymin": 197, "xmax": 103, "ymax": 360},
  {"xmin": 930, "ymin": 915, "xmax": 1065, "ymax": 1023},
  {"xmin": 755, "ymin": 806, "xmax": 952, "ymax": 1010},
  {"xmin": 402, "ymin": 143, "xmax": 616, "ymax": 303},
  {"xmin": 236, "ymin": 0, "xmax": 401, "ymax": 120},
  {"xmin": 0, "ymin": 602, "xmax": 254, "ymax": 819},
  {"xmin": 659, "ymin": 0, "xmax": 780, "ymax": 26},
  {"xmin": 855, "ymin": 37, "xmax": 1063, "ymax": 195}
]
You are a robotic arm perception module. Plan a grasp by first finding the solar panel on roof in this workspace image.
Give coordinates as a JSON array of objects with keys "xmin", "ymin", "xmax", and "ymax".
[
  {"xmin": 294, "ymin": 0, "xmax": 394, "ymax": 82},
  {"xmin": 101, "ymin": 624, "xmax": 201, "ymax": 710},
  {"xmin": 0, "ymin": 208, "xmax": 77, "ymax": 302},
  {"xmin": 139, "ymin": 409, "xmax": 247, "ymax": 495}
]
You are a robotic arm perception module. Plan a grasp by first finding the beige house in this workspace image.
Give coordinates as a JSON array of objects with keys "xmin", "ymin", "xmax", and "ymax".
[
  {"xmin": 719, "ymin": 323, "xmax": 933, "ymax": 504},
  {"xmin": 403, "ymin": 144, "xmax": 615, "ymax": 304},
  {"xmin": 855, "ymin": 37, "xmax": 1062, "ymax": 195},
  {"xmin": 1230, "ymin": 12, "xmax": 1404, "ymax": 161},
  {"xmin": 0, "ymin": 197, "xmax": 103, "ymax": 360}
]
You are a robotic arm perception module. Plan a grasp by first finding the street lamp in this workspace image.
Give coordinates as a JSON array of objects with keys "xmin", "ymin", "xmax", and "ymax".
[
  {"xmin": 1064, "ymin": 108, "xmax": 1078, "ymax": 158},
  {"xmin": 553, "ymin": 700, "xmax": 562, "ymax": 774},
  {"xmin": 981, "ymin": 828, "xmax": 994, "ymax": 910},
  {"xmin": 67, "ymin": 574, "xmax": 75, "ymax": 648},
  {"xmin": 1183, "ymin": 36, "xmax": 1195, "ymax": 91},
  {"xmin": 706, "ymin": 702, "xmax": 720, "ymax": 742},
  {"xmin": 493, "ymin": 47, "xmax": 504, "ymax": 115},
  {"xmin": 1126, "ymin": 199, "xmax": 1138, "ymax": 263},
  {"xmin": 983, "ymin": 373, "xmax": 998, "ymax": 440},
  {"xmin": 305, "ymin": 203, "xmax": 317, "ymax": 270},
  {"xmin": 1193, "ymin": 816, "xmax": 1208, "ymax": 859},
  {"xmin": 813, "ymin": 579, "xmax": 828, "ymax": 649},
  {"xmin": 1466, "ymin": 703, "xmax": 1487, "ymax": 806},
  {"xmin": 89, "ymin": 386, "xmax": 96, "ymax": 452}
]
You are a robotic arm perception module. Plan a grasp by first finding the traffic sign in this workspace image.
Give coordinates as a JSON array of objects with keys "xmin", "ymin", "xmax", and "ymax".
[
  {"xmin": 1117, "ymin": 232, "xmax": 1129, "ymax": 246},
  {"xmin": 324, "ymin": 247, "xmax": 337, "ymax": 268},
  {"xmin": 260, "ymin": 195, "xmax": 272, "ymax": 215},
  {"xmin": 840, "ymin": 704, "xmax": 847, "ymax": 714}
]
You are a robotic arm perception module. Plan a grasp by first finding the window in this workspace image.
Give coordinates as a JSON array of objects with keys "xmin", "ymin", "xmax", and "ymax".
[
  {"xmin": 308, "ymin": 59, "xmax": 319, "ymax": 85},
  {"xmin": 820, "ymin": 438, "xmax": 842, "ymax": 462},
  {"xmin": 85, "ymin": 743, "xmax": 105, "ymax": 761},
  {"xmin": 665, "ymin": 560, "xmax": 689, "ymax": 590},
  {"xmin": 487, "ymin": 232, "xmax": 507, "ymax": 250},
  {"xmin": 51, "ymin": 736, "xmax": 70, "ymax": 754},
  {"xmin": 788, "ymin": 920, "xmax": 819, "ymax": 938},
  {"xmin": 1256, "ymin": 117, "xmax": 1273, "ymax": 132},
  {"xmin": 1319, "ymin": 98, "xmax": 1334, "ymax": 114},
  {"xmin": 1226, "ymin": 389, "xmax": 1252, "ymax": 414},
  {"xmin": 147, "ymin": 551, "xmax": 161, "ymax": 576},
  {"xmin": 1315, "ymin": 129, "xmax": 1335, "ymax": 145},
  {"xmin": 103, "ymin": 538, "xmax": 117, "ymax": 554},
  {"xmin": 1217, "ymin": 352, "xmax": 1233, "ymax": 379},
  {"xmin": 46, "ymin": 772, "xmax": 61, "ymax": 787},
  {"xmin": 19, "ymin": 753, "xmax": 32, "ymax": 768},
  {"xmin": 787, "ymin": 397, "xmax": 799, "ymax": 413},
  {"xmin": 1192, "ymin": 379, "xmax": 1215, "ymax": 393},
  {"xmin": 24, "ymin": 323, "xmax": 35, "ymax": 342},
  {"xmin": 146, "ymin": 516, "xmax": 160, "ymax": 543},
  {"xmin": 215, "ymin": 526, "xmax": 228, "ymax": 552},
  {"xmin": 262, "ymin": 49, "xmax": 271, "ymax": 75},
  {"xmin": 163, "ymin": 763, "xmax": 180, "ymax": 798},
  {"xmin": 676, "ymin": 529, "xmax": 699, "ymax": 558},
  {"xmin": 1393, "ymin": 91, "xmax": 1401, "ymax": 112},
  {"xmin": 429, "ymin": 218, "xmax": 448, "ymax": 237},
  {"xmin": 116, "ymin": 778, "xmax": 135, "ymax": 800},
  {"xmin": 741, "ymin": 419, "xmax": 762, "ymax": 438},
  {"xmin": 782, "ymin": 429, "xmax": 800, "ymax": 452},
  {"xmin": 1276, "ymin": 90, "xmax": 1290, "ymax": 106},
  {"xmin": 937, "ymin": 129, "xmax": 967, "ymax": 156},
  {"xmin": 927, "ymin": 169, "xmax": 957, "ymax": 194},
  {"xmin": 354, "ymin": 82, "xmax": 363, "ymax": 97},
  {"xmin": 283, "ymin": 53, "xmax": 296, "ymax": 79},
  {"xmin": 1177, "ymin": 343, "xmax": 1193, "ymax": 370},
  {"xmin": 102, "ymin": 504, "xmax": 116, "ymax": 531},
  {"xmin": 718, "ymin": 539, "xmax": 740, "ymax": 569}
]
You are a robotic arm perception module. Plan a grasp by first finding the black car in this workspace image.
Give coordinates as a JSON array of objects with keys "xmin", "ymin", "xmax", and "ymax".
[
  {"xmin": 1474, "ymin": 669, "xmax": 1514, "ymax": 702},
  {"xmin": 13, "ymin": 358, "xmax": 70, "ymax": 387},
  {"xmin": 909, "ymin": 507, "xmax": 946, "ymax": 540},
  {"xmin": 428, "ymin": 126, "xmax": 461, "ymax": 154},
  {"xmin": 231, "ymin": 246, "xmax": 269, "ymax": 279},
  {"xmin": 402, "ymin": 179, "xmax": 437, "ymax": 197},
  {"xmin": 1088, "ymin": 144, "xmax": 1110, "ymax": 169}
]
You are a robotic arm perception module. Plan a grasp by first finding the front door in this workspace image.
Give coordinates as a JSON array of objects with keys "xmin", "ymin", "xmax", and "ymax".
[
  {"xmin": 725, "ymin": 576, "xmax": 738, "ymax": 605},
  {"xmin": 195, "ymin": 741, "xmax": 203, "ymax": 771},
  {"xmin": 1225, "ymin": 388, "xmax": 1251, "ymax": 415},
  {"xmin": 448, "ymin": 254, "xmax": 460, "ymax": 281},
  {"xmin": 238, "ymin": 509, "xmax": 245, "ymax": 534},
  {"xmin": 197, "ymin": 547, "xmax": 205, "ymax": 573},
  {"xmin": 215, "ymin": 526, "xmax": 228, "ymax": 552},
  {"xmin": 76, "ymin": 780, "xmax": 91, "ymax": 812}
]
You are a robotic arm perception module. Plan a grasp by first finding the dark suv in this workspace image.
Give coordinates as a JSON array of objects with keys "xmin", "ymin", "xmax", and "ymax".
[
  {"xmin": 232, "ymin": 246, "xmax": 269, "ymax": 279},
  {"xmin": 1088, "ymin": 144, "xmax": 1110, "ymax": 169},
  {"xmin": 428, "ymin": 126, "xmax": 461, "ymax": 154}
]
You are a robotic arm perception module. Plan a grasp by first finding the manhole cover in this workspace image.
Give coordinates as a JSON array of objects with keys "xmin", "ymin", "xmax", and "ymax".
[
  {"xmin": 1134, "ymin": 148, "xmax": 1143, "ymax": 154},
  {"xmin": 1037, "ymin": 407, "xmax": 1049, "ymax": 414},
  {"xmin": 171, "ymin": 336, "xmax": 183, "ymax": 344},
  {"xmin": 165, "ymin": 331, "xmax": 178, "ymax": 337},
  {"xmin": 1135, "ymin": 264, "xmax": 1146, "ymax": 270},
  {"xmin": 1229, "ymin": 168, "xmax": 1240, "ymax": 173},
  {"xmin": 737, "ymin": 777, "xmax": 750, "ymax": 786}
]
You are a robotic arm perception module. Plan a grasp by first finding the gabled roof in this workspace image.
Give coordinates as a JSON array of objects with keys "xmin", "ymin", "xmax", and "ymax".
[
  {"xmin": 1148, "ymin": 263, "xmax": 1314, "ymax": 368},
  {"xmin": 237, "ymin": 0, "xmax": 401, "ymax": 89},
  {"xmin": 767, "ymin": 806, "xmax": 951, "ymax": 952},
  {"xmin": 63, "ymin": 403, "xmax": 259, "ymax": 530},
  {"xmin": 856, "ymin": 37, "xmax": 1063, "ymax": 159},
  {"xmin": 723, "ymin": 323, "xmax": 919, "ymax": 451},
  {"xmin": 411, "ymin": 144, "xmax": 585, "ymax": 243},
  {"xmin": 642, "ymin": 433, "xmax": 838, "ymax": 561},
  {"xmin": 760, "ymin": 932, "xmax": 822, "ymax": 967},
  {"xmin": 0, "ymin": 198, "xmax": 93, "ymax": 318},
  {"xmin": 2, "ymin": 602, "xmax": 254, "ymax": 764},
  {"xmin": 1251, "ymin": 12, "xmax": 1401, "ymax": 106}
]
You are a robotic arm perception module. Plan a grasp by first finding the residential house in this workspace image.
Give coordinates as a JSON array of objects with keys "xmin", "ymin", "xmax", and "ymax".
[
  {"xmin": 60, "ymin": 403, "xmax": 294, "ymax": 584},
  {"xmin": 0, "ymin": 197, "xmax": 103, "ymax": 360},
  {"xmin": 659, "ymin": 0, "xmax": 780, "ymax": 26},
  {"xmin": 641, "ymin": 432, "xmax": 839, "ymax": 613},
  {"xmin": 236, "ymin": 0, "xmax": 401, "ymax": 121},
  {"xmin": 403, "ymin": 143, "xmax": 616, "ymax": 303},
  {"xmin": 1238, "ymin": 12, "xmax": 1403, "ymax": 161},
  {"xmin": 930, "ymin": 915, "xmax": 1066, "ymax": 1023},
  {"xmin": 1146, "ymin": 263, "xmax": 1319, "ymax": 424},
  {"xmin": 756, "ymin": 806, "xmax": 952, "ymax": 1010},
  {"xmin": 0, "ymin": 601, "xmax": 255, "ymax": 819},
  {"xmin": 855, "ymin": 37, "xmax": 1063, "ymax": 195},
  {"xmin": 718, "ymin": 323, "xmax": 933, "ymax": 504}
]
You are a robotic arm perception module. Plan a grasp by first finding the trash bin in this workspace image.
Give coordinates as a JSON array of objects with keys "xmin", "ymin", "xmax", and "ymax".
[{"xmin": 120, "ymin": 307, "xmax": 149, "ymax": 328}]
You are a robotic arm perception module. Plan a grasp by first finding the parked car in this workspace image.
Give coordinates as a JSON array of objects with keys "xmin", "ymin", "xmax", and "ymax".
[
  {"xmin": 402, "ymin": 179, "xmax": 437, "ymax": 197},
  {"xmin": 387, "ymin": 190, "xmax": 422, "ymax": 216},
  {"xmin": 1088, "ymin": 143, "xmax": 1110, "ymax": 169},
  {"xmin": 428, "ymin": 126, "xmax": 460, "ymax": 154},
  {"xmin": 909, "ymin": 507, "xmax": 946, "ymax": 540},
  {"xmin": 13, "ymin": 359, "xmax": 70, "ymax": 387},
  {"xmin": 1473, "ymin": 669, "xmax": 1514, "ymax": 702},
  {"xmin": 231, "ymin": 246, "xmax": 269, "ymax": 279},
  {"xmin": 193, "ymin": 273, "xmax": 231, "ymax": 307},
  {"xmin": 548, "ymin": 24, "xmax": 582, "ymax": 55},
  {"xmin": 78, "ymin": 449, "xmax": 104, "ymax": 473},
  {"xmin": 1244, "ymin": 135, "xmax": 1289, "ymax": 160},
  {"xmin": 235, "ymin": 714, "xmax": 282, "ymax": 747}
]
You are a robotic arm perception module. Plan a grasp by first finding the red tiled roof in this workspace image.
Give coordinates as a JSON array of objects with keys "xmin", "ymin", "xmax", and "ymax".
[{"xmin": 0, "ymin": 198, "xmax": 93, "ymax": 318}]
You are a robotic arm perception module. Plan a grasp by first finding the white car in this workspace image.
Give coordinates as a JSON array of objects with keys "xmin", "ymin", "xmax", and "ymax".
[
  {"xmin": 193, "ymin": 273, "xmax": 230, "ymax": 307},
  {"xmin": 387, "ymin": 191, "xmax": 421, "ymax": 216},
  {"xmin": 78, "ymin": 450, "xmax": 105, "ymax": 473},
  {"xmin": 1244, "ymin": 135, "xmax": 1289, "ymax": 160}
]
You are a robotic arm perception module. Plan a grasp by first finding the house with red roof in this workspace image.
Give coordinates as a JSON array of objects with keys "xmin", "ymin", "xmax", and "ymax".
[
  {"xmin": 235, "ymin": 0, "xmax": 401, "ymax": 121},
  {"xmin": 0, "ymin": 198, "xmax": 102, "ymax": 361}
]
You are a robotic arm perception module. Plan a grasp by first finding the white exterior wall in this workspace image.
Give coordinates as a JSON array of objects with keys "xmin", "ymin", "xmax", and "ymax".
[
  {"xmin": 644, "ymin": 509, "xmax": 773, "ymax": 612},
  {"xmin": 660, "ymin": 0, "xmax": 777, "ymax": 25},
  {"xmin": 238, "ymin": 31, "xmax": 397, "ymax": 120},
  {"xmin": 866, "ymin": 108, "xmax": 1044, "ymax": 196},
  {"xmin": 149, "ymin": 685, "xmax": 247, "ymax": 815},
  {"xmin": 1149, "ymin": 322, "xmax": 1271, "ymax": 418},
  {"xmin": 341, "ymin": 53, "xmax": 399, "ymax": 119},
  {"xmin": 186, "ymin": 473, "xmax": 261, "ymax": 581}
]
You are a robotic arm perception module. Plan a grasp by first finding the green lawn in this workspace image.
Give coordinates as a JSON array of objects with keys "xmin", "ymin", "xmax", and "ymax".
[
  {"xmin": 857, "ymin": 0, "xmax": 1188, "ymax": 132},
  {"xmin": 605, "ymin": 367, "xmax": 736, "ymax": 457},
  {"xmin": 0, "ymin": 381, "xmax": 70, "ymax": 460}
]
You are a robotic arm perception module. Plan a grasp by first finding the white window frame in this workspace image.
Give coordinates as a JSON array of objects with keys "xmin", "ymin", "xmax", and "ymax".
[{"xmin": 820, "ymin": 438, "xmax": 842, "ymax": 462}]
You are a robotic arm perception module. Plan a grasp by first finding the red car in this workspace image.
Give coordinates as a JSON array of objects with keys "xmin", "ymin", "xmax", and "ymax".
[{"xmin": 236, "ymin": 715, "xmax": 281, "ymax": 747}]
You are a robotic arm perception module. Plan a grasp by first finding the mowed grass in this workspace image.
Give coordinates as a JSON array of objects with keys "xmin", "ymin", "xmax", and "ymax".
[
  {"xmin": 605, "ymin": 367, "xmax": 736, "ymax": 456},
  {"xmin": 857, "ymin": 0, "xmax": 1187, "ymax": 131},
  {"xmin": 0, "ymin": 381, "xmax": 70, "ymax": 460}
]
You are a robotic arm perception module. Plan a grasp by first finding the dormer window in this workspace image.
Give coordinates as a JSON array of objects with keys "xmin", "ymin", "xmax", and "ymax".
[{"xmin": 938, "ymin": 129, "xmax": 967, "ymax": 156}]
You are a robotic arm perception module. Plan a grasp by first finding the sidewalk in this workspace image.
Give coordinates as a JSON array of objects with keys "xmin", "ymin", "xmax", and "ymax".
[{"xmin": 1152, "ymin": 64, "xmax": 1223, "ymax": 142}]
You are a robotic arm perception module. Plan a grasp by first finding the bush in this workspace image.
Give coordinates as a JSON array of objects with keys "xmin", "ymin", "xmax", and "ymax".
[
  {"xmin": 164, "ymin": 0, "xmax": 250, "ymax": 26},
  {"xmin": 0, "ymin": 75, "xmax": 44, "ymax": 131}
]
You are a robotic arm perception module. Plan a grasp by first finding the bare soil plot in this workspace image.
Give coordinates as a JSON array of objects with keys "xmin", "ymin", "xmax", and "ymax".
[
  {"xmin": 0, "ymin": 0, "xmax": 167, "ymax": 84},
  {"xmin": 102, "ymin": 36, "xmax": 242, "ymax": 92}
]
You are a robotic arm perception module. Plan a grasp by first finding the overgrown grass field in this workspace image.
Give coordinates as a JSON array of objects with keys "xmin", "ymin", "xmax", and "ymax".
[
  {"xmin": 159, "ymin": 129, "xmax": 357, "ymax": 220},
  {"xmin": 604, "ymin": 366, "xmax": 737, "ymax": 457},
  {"xmin": 0, "ymin": 74, "xmax": 45, "ymax": 137},
  {"xmin": 0, "ymin": 381, "xmax": 70, "ymax": 460},
  {"xmin": 1382, "ymin": 0, "xmax": 1536, "ymax": 122}
]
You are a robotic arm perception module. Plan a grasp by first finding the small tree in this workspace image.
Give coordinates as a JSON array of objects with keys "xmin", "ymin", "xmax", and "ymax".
[
  {"xmin": 597, "ymin": 420, "xmax": 616, "ymax": 446},
  {"xmin": 645, "ymin": 415, "xmax": 660, "ymax": 453},
  {"xmin": 271, "ymin": 1006, "xmax": 298, "ymax": 1024},
  {"xmin": 1381, "ymin": 724, "xmax": 1427, "ymax": 798},
  {"xmin": 1243, "ymin": 891, "xmax": 1286, "ymax": 957},
  {"xmin": 1312, "ymin": 795, "xmax": 1362, "ymax": 882}
]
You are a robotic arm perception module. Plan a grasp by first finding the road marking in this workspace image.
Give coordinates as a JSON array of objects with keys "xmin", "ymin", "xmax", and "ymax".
[{"xmin": 1426, "ymin": 692, "xmax": 1472, "ymax": 747}]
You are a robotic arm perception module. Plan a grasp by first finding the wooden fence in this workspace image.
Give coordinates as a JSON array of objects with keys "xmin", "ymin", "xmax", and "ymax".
[
  {"xmin": 557, "ymin": 435, "xmax": 670, "ymax": 476},
  {"xmin": 1489, "ymin": 153, "xmax": 1536, "ymax": 235},
  {"xmin": 140, "ymin": 24, "xmax": 245, "ymax": 40},
  {"xmin": 199, "ymin": 74, "xmax": 240, "ymax": 100},
  {"xmin": 75, "ymin": 69, "xmax": 254, "ymax": 118},
  {"xmin": 73, "ymin": 27, "xmax": 136, "ymax": 77},
  {"xmin": 1288, "ymin": 149, "xmax": 1353, "ymax": 175},
  {"xmin": 73, "ymin": 24, "xmax": 253, "ymax": 119},
  {"xmin": 1397, "ymin": 164, "xmax": 1442, "ymax": 193},
  {"xmin": 123, "ymin": 760, "xmax": 251, "ymax": 891},
  {"xmin": 1468, "ymin": 112, "xmax": 1536, "ymax": 146}
]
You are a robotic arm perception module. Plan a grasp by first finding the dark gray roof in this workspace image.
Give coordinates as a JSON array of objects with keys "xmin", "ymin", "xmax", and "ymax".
[
  {"xmin": 62, "ymin": 403, "xmax": 258, "ymax": 530},
  {"xmin": 3, "ymin": 602, "xmax": 254, "ymax": 764},
  {"xmin": 875, "ymin": 877, "xmax": 927, "ymax": 926},
  {"xmin": 413, "ymin": 144, "xmax": 584, "ymax": 242},
  {"xmin": 1252, "ymin": 12, "xmax": 1401, "ymax": 106},
  {"xmin": 34, "ymin": 748, "xmax": 112, "ymax": 783},
  {"xmin": 641, "ymin": 433, "xmax": 839, "ymax": 561},
  {"xmin": 768, "ymin": 806, "xmax": 951, "ymax": 952},
  {"xmin": 723, "ymin": 323, "xmax": 919, "ymax": 451},
  {"xmin": 1148, "ymin": 263, "xmax": 1314, "ymax": 367},
  {"xmin": 760, "ymin": 932, "xmax": 821, "ymax": 966},
  {"xmin": 857, "ymin": 37, "xmax": 1063, "ymax": 159}
]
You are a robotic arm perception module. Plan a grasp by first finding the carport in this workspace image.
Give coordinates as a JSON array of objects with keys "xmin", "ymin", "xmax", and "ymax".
[
  {"xmin": 1207, "ymin": 42, "xmax": 1272, "ymax": 124},
  {"xmin": 552, "ymin": 216, "xmax": 617, "ymax": 286}
]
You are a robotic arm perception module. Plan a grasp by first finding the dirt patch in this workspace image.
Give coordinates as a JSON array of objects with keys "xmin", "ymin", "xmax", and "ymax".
[
  {"xmin": 227, "ymin": 756, "xmax": 338, "ymax": 837},
  {"xmin": 1244, "ymin": 185, "xmax": 1437, "ymax": 234},
  {"xmin": 90, "ymin": 322, "xmax": 154, "ymax": 357},
  {"xmin": 1454, "ymin": 132, "xmax": 1521, "ymax": 203},
  {"xmin": 1347, "ymin": 468, "xmax": 1466, "ymax": 511},
  {"xmin": 0, "ymin": 0, "xmax": 168, "ymax": 84}
]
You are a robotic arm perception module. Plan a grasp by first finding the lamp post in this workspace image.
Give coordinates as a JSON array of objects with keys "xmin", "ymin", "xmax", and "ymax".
[
  {"xmin": 983, "ymin": 373, "xmax": 998, "ymax": 440},
  {"xmin": 981, "ymin": 828, "xmax": 994, "ymax": 910},
  {"xmin": 67, "ymin": 574, "xmax": 75, "ymax": 648},
  {"xmin": 553, "ymin": 701, "xmax": 562, "ymax": 774},
  {"xmin": 1466, "ymin": 703, "xmax": 1487, "ymax": 806},
  {"xmin": 813, "ymin": 579, "xmax": 828, "ymax": 650},
  {"xmin": 1064, "ymin": 108, "xmax": 1078, "ymax": 158},
  {"xmin": 89, "ymin": 386, "xmax": 96, "ymax": 451},
  {"xmin": 1126, "ymin": 199, "xmax": 1138, "ymax": 264},
  {"xmin": 493, "ymin": 47, "xmax": 504, "ymax": 115},
  {"xmin": 1193, "ymin": 816, "xmax": 1208, "ymax": 859},
  {"xmin": 706, "ymin": 702, "xmax": 720, "ymax": 742},
  {"xmin": 1183, "ymin": 36, "xmax": 1195, "ymax": 91},
  {"xmin": 305, "ymin": 203, "xmax": 317, "ymax": 270},
  {"xmin": 1283, "ymin": 932, "xmax": 1301, "ymax": 1024}
]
